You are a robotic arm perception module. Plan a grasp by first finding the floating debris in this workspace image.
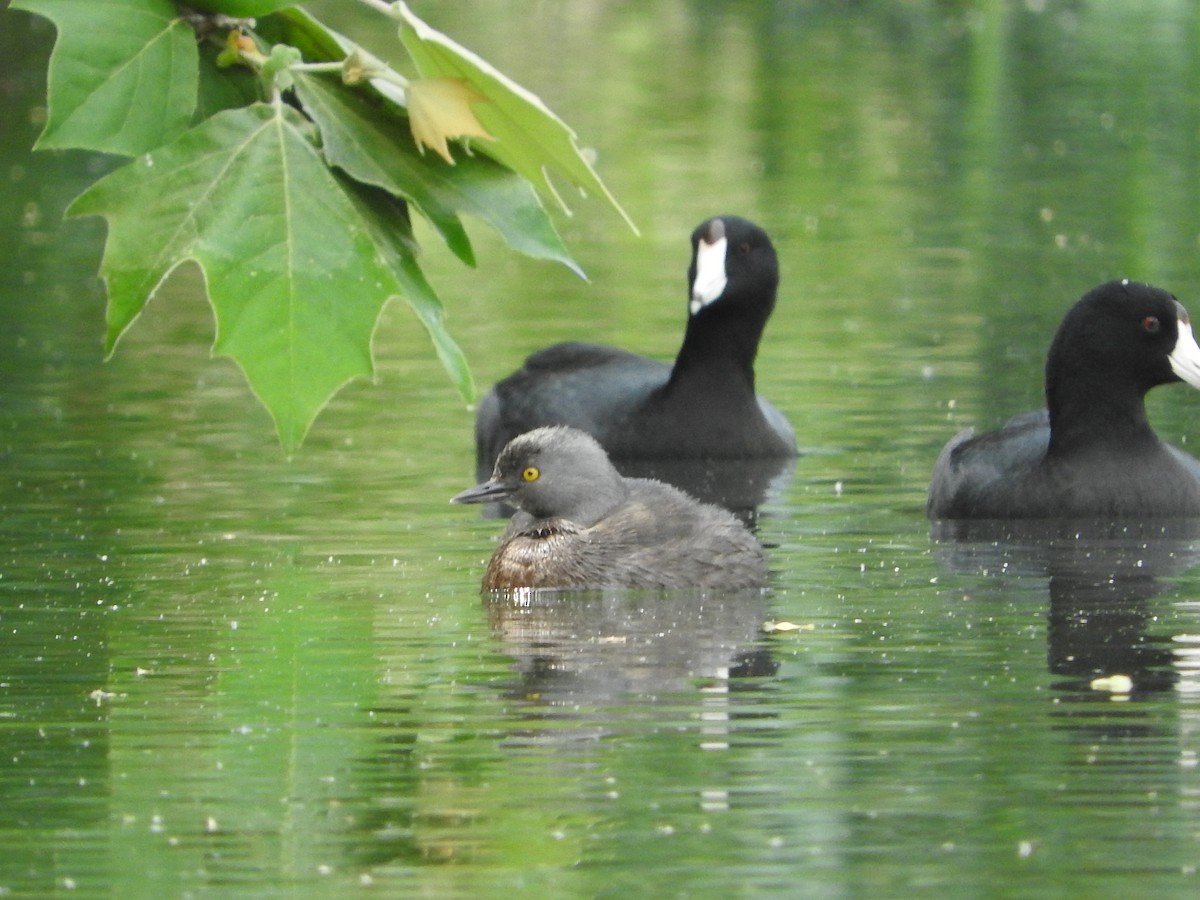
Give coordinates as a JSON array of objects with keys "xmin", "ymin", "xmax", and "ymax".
[
  {"xmin": 762, "ymin": 620, "xmax": 815, "ymax": 634},
  {"xmin": 1089, "ymin": 674, "xmax": 1133, "ymax": 695}
]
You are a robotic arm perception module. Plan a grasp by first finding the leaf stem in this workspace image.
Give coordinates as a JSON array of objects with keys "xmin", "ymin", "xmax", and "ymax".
[
  {"xmin": 293, "ymin": 62, "xmax": 343, "ymax": 74},
  {"xmin": 355, "ymin": 0, "xmax": 404, "ymax": 19}
]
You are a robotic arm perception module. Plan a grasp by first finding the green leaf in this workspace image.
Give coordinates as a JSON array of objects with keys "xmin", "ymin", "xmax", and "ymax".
[
  {"xmin": 394, "ymin": 2, "xmax": 637, "ymax": 234},
  {"xmin": 258, "ymin": 9, "xmax": 586, "ymax": 272},
  {"xmin": 343, "ymin": 180, "xmax": 475, "ymax": 402},
  {"xmin": 294, "ymin": 73, "xmax": 583, "ymax": 276},
  {"xmin": 13, "ymin": 0, "xmax": 198, "ymax": 156},
  {"xmin": 195, "ymin": 38, "xmax": 262, "ymax": 120},
  {"xmin": 252, "ymin": 6, "xmax": 348, "ymax": 65},
  {"xmin": 293, "ymin": 73, "xmax": 474, "ymax": 266},
  {"xmin": 68, "ymin": 102, "xmax": 450, "ymax": 452}
]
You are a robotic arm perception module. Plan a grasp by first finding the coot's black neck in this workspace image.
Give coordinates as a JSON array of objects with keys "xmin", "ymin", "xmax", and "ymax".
[
  {"xmin": 1046, "ymin": 375, "xmax": 1158, "ymax": 458},
  {"xmin": 664, "ymin": 303, "xmax": 767, "ymax": 398}
]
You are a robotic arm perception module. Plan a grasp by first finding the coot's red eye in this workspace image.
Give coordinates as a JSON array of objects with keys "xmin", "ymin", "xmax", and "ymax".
[{"xmin": 1143, "ymin": 316, "xmax": 1161, "ymax": 333}]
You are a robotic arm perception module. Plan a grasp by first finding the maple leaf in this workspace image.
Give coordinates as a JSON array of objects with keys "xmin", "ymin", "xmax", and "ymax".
[
  {"xmin": 406, "ymin": 77, "xmax": 494, "ymax": 164},
  {"xmin": 68, "ymin": 102, "xmax": 470, "ymax": 452},
  {"xmin": 12, "ymin": 0, "xmax": 198, "ymax": 156}
]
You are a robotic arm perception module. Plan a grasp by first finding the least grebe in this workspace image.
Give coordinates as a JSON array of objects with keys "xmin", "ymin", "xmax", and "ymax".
[
  {"xmin": 927, "ymin": 280, "xmax": 1200, "ymax": 520},
  {"xmin": 473, "ymin": 216, "xmax": 796, "ymax": 478},
  {"xmin": 453, "ymin": 426, "xmax": 768, "ymax": 590}
]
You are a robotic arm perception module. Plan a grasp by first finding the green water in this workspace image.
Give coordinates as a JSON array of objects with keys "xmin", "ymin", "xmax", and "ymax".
[{"xmin": 3, "ymin": 1, "xmax": 1200, "ymax": 896}]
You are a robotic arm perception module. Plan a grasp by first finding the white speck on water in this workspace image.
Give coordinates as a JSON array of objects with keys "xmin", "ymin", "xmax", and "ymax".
[
  {"xmin": 701, "ymin": 789, "xmax": 728, "ymax": 811},
  {"xmin": 1090, "ymin": 673, "xmax": 1133, "ymax": 694}
]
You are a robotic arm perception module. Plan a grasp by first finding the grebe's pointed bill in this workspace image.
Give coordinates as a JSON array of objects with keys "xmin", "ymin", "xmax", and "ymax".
[
  {"xmin": 1169, "ymin": 302, "xmax": 1200, "ymax": 390},
  {"xmin": 451, "ymin": 478, "xmax": 512, "ymax": 505},
  {"xmin": 690, "ymin": 221, "xmax": 728, "ymax": 315}
]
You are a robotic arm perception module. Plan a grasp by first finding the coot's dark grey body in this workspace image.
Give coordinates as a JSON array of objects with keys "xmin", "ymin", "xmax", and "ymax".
[
  {"xmin": 454, "ymin": 426, "xmax": 768, "ymax": 590},
  {"xmin": 927, "ymin": 280, "xmax": 1200, "ymax": 520},
  {"xmin": 474, "ymin": 216, "xmax": 796, "ymax": 478}
]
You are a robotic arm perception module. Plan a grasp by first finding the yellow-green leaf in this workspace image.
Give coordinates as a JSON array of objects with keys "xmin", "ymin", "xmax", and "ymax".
[
  {"xmin": 407, "ymin": 77, "xmax": 494, "ymax": 164},
  {"xmin": 395, "ymin": 2, "xmax": 636, "ymax": 233}
]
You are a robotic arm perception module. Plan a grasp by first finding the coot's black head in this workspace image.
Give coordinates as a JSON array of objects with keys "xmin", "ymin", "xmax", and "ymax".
[
  {"xmin": 452, "ymin": 426, "xmax": 628, "ymax": 526},
  {"xmin": 1044, "ymin": 280, "xmax": 1200, "ymax": 448},
  {"xmin": 687, "ymin": 215, "xmax": 779, "ymax": 321},
  {"xmin": 675, "ymin": 216, "xmax": 780, "ymax": 386},
  {"xmin": 1047, "ymin": 280, "xmax": 1200, "ymax": 394}
]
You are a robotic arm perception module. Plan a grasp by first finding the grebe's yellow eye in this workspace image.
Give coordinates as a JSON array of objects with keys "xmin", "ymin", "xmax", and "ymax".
[{"xmin": 522, "ymin": 466, "xmax": 540, "ymax": 482}]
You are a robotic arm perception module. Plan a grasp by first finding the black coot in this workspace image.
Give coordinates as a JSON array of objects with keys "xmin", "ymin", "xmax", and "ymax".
[
  {"xmin": 473, "ymin": 216, "xmax": 796, "ymax": 478},
  {"xmin": 927, "ymin": 280, "xmax": 1200, "ymax": 520}
]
